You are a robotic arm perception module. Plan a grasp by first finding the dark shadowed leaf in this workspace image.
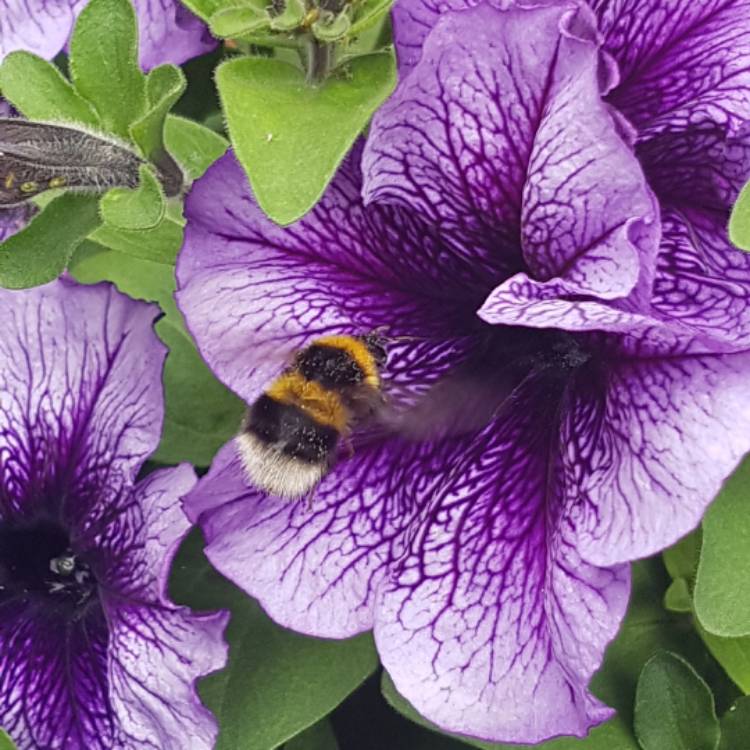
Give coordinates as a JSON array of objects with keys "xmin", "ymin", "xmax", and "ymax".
[
  {"xmin": 634, "ymin": 652, "xmax": 719, "ymax": 750},
  {"xmin": 719, "ymin": 696, "xmax": 750, "ymax": 749},
  {"xmin": 285, "ymin": 719, "xmax": 339, "ymax": 750}
]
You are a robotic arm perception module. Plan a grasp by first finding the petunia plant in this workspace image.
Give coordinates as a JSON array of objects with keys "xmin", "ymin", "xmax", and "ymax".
[{"xmin": 2, "ymin": 0, "xmax": 750, "ymax": 749}]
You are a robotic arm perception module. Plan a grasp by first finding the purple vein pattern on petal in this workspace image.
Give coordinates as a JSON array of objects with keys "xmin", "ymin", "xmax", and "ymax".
[
  {"xmin": 105, "ymin": 465, "xmax": 228, "ymax": 750},
  {"xmin": 177, "ymin": 149, "xmax": 495, "ymax": 406},
  {"xmin": 375, "ymin": 373, "xmax": 630, "ymax": 743},
  {"xmin": 592, "ymin": 0, "xmax": 750, "ymax": 134},
  {"xmin": 0, "ymin": 280, "xmax": 226, "ymax": 749},
  {"xmin": 566, "ymin": 343, "xmax": 750, "ymax": 566},
  {"xmin": 184, "ymin": 429, "xmax": 472, "ymax": 638},
  {"xmin": 0, "ymin": 0, "xmax": 213, "ymax": 69},
  {"xmin": 363, "ymin": 3, "xmax": 658, "ymax": 300}
]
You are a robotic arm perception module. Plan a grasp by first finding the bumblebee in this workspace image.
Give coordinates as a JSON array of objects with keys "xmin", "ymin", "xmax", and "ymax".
[{"xmin": 235, "ymin": 334, "xmax": 388, "ymax": 499}]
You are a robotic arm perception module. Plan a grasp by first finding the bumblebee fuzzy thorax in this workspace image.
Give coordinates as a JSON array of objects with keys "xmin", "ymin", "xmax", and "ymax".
[{"xmin": 236, "ymin": 334, "xmax": 387, "ymax": 500}]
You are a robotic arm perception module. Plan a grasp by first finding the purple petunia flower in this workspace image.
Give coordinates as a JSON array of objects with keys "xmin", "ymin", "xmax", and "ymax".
[
  {"xmin": 176, "ymin": 1, "xmax": 750, "ymax": 744},
  {"xmin": 0, "ymin": 279, "xmax": 228, "ymax": 750},
  {"xmin": 0, "ymin": 0, "xmax": 215, "ymax": 70}
]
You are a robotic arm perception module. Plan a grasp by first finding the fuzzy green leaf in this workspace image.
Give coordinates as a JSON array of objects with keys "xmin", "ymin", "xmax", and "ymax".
[
  {"xmin": 694, "ymin": 457, "xmax": 750, "ymax": 637},
  {"xmin": 217, "ymin": 51, "xmax": 396, "ymax": 225},
  {"xmin": 164, "ymin": 115, "xmax": 229, "ymax": 181},
  {"xmin": 100, "ymin": 163, "xmax": 166, "ymax": 230},
  {"xmin": 0, "ymin": 51, "xmax": 99, "ymax": 126},
  {"xmin": 130, "ymin": 64, "xmax": 187, "ymax": 161},
  {"xmin": 634, "ymin": 652, "xmax": 719, "ymax": 750},
  {"xmin": 0, "ymin": 194, "xmax": 100, "ymax": 289},
  {"xmin": 69, "ymin": 0, "xmax": 147, "ymax": 138}
]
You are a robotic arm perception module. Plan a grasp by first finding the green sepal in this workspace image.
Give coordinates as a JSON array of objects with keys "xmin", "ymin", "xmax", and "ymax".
[
  {"xmin": 312, "ymin": 11, "xmax": 352, "ymax": 43},
  {"xmin": 729, "ymin": 181, "xmax": 750, "ymax": 251},
  {"xmin": 269, "ymin": 0, "xmax": 306, "ymax": 31},
  {"xmin": 0, "ymin": 51, "xmax": 100, "ymax": 126},
  {"xmin": 217, "ymin": 50, "xmax": 396, "ymax": 225},
  {"xmin": 0, "ymin": 729, "xmax": 17, "ymax": 750},
  {"xmin": 209, "ymin": 5, "xmax": 272, "ymax": 37},
  {"xmin": 100, "ymin": 163, "xmax": 166, "ymax": 230},
  {"xmin": 634, "ymin": 652, "xmax": 720, "ymax": 750},
  {"xmin": 69, "ymin": 0, "xmax": 147, "ymax": 139}
]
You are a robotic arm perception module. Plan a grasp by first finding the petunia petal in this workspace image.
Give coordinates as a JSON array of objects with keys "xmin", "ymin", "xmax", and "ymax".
[
  {"xmin": 567, "ymin": 346, "xmax": 750, "ymax": 567},
  {"xmin": 0, "ymin": 279, "xmax": 165, "ymax": 526},
  {"xmin": 0, "ymin": 598, "xmax": 114, "ymax": 749},
  {"xmin": 374, "ymin": 374, "xmax": 630, "ymax": 743},
  {"xmin": 363, "ymin": 3, "xmax": 657, "ymax": 299},
  {"xmin": 593, "ymin": 0, "xmax": 750, "ymax": 134},
  {"xmin": 177, "ymin": 150, "xmax": 493, "ymax": 406},
  {"xmin": 0, "ymin": 0, "xmax": 84, "ymax": 62},
  {"xmin": 102, "ymin": 465, "xmax": 228, "ymax": 750},
  {"xmin": 131, "ymin": 0, "xmax": 215, "ymax": 70},
  {"xmin": 185, "ymin": 430, "xmax": 472, "ymax": 638}
]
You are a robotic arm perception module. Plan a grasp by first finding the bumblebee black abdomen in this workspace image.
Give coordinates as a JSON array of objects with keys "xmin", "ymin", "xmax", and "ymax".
[
  {"xmin": 248, "ymin": 394, "xmax": 339, "ymax": 462},
  {"xmin": 235, "ymin": 334, "xmax": 387, "ymax": 500},
  {"xmin": 295, "ymin": 344, "xmax": 366, "ymax": 388}
]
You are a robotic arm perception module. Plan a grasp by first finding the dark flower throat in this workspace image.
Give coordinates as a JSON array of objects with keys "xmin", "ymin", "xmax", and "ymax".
[{"xmin": 0, "ymin": 519, "xmax": 98, "ymax": 617}]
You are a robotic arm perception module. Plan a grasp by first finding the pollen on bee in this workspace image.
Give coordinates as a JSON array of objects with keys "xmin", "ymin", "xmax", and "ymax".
[
  {"xmin": 48, "ymin": 176, "xmax": 67, "ymax": 188},
  {"xmin": 20, "ymin": 181, "xmax": 37, "ymax": 193},
  {"xmin": 4, "ymin": 173, "xmax": 15, "ymax": 189}
]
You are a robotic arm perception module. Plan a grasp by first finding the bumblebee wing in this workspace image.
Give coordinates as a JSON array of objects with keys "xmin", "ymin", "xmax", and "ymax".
[{"xmin": 371, "ymin": 365, "xmax": 530, "ymax": 444}]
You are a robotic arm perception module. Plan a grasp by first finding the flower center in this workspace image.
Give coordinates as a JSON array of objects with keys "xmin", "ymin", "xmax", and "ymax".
[{"xmin": 0, "ymin": 518, "xmax": 98, "ymax": 616}]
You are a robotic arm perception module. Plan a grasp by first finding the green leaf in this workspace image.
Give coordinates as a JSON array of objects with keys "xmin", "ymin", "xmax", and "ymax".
[
  {"xmin": 634, "ymin": 652, "xmax": 719, "ymax": 750},
  {"xmin": 169, "ymin": 530, "xmax": 380, "ymax": 750},
  {"xmin": 0, "ymin": 193, "xmax": 100, "ymax": 289},
  {"xmin": 696, "ymin": 624, "xmax": 750, "ymax": 696},
  {"xmin": 152, "ymin": 314, "xmax": 244, "ymax": 466},
  {"xmin": 664, "ymin": 578, "xmax": 693, "ymax": 614},
  {"xmin": 0, "ymin": 51, "xmax": 99, "ymax": 126},
  {"xmin": 92, "ymin": 217, "xmax": 184, "ymax": 265},
  {"xmin": 217, "ymin": 51, "xmax": 396, "ymax": 224},
  {"xmin": 694, "ymin": 457, "xmax": 750, "ymax": 637},
  {"xmin": 130, "ymin": 64, "xmax": 187, "ymax": 161},
  {"xmin": 285, "ymin": 719, "xmax": 339, "ymax": 750},
  {"xmin": 164, "ymin": 114, "xmax": 229, "ymax": 181},
  {"xmin": 719, "ymin": 696, "xmax": 750, "ymax": 750},
  {"xmin": 100, "ymin": 163, "xmax": 166, "ymax": 230},
  {"xmin": 663, "ymin": 529, "xmax": 702, "ymax": 583},
  {"xmin": 69, "ymin": 0, "xmax": 146, "ymax": 138},
  {"xmin": 68, "ymin": 240, "xmax": 244, "ymax": 465},
  {"xmin": 0, "ymin": 729, "xmax": 17, "ymax": 750},
  {"xmin": 729, "ymin": 181, "xmax": 750, "ymax": 251}
]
